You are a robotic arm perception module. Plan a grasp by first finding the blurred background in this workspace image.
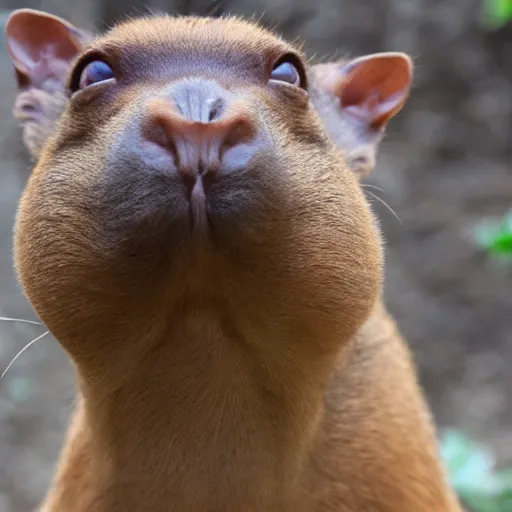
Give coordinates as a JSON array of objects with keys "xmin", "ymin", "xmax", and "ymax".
[{"xmin": 0, "ymin": 0, "xmax": 511, "ymax": 511}]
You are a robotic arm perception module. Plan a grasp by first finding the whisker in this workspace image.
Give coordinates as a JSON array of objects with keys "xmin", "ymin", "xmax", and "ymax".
[
  {"xmin": 366, "ymin": 191, "xmax": 402, "ymax": 224},
  {"xmin": 1, "ymin": 330, "xmax": 50, "ymax": 380},
  {"xmin": 68, "ymin": 397, "xmax": 78, "ymax": 412},
  {"xmin": 362, "ymin": 183, "xmax": 386, "ymax": 193},
  {"xmin": 0, "ymin": 316, "xmax": 42, "ymax": 326}
]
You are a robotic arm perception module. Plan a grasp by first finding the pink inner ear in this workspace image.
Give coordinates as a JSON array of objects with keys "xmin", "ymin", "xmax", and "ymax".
[
  {"xmin": 340, "ymin": 55, "xmax": 412, "ymax": 129},
  {"xmin": 6, "ymin": 11, "xmax": 83, "ymax": 89}
]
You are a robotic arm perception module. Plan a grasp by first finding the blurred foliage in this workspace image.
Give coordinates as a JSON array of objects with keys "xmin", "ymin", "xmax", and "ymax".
[
  {"xmin": 441, "ymin": 431, "xmax": 512, "ymax": 511},
  {"xmin": 482, "ymin": 0, "xmax": 512, "ymax": 28},
  {"xmin": 473, "ymin": 210, "xmax": 512, "ymax": 260}
]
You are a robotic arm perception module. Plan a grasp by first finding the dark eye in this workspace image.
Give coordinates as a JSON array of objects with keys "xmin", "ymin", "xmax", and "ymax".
[
  {"xmin": 270, "ymin": 60, "xmax": 301, "ymax": 87},
  {"xmin": 78, "ymin": 60, "xmax": 115, "ymax": 90}
]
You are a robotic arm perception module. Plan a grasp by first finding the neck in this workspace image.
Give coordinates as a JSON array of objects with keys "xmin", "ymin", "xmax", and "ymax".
[{"xmin": 43, "ymin": 312, "xmax": 335, "ymax": 512}]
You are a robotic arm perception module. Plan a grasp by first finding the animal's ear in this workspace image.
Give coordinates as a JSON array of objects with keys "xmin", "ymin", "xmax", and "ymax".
[
  {"xmin": 5, "ymin": 9, "xmax": 93, "ymax": 160},
  {"xmin": 333, "ymin": 52, "xmax": 413, "ymax": 130},
  {"xmin": 310, "ymin": 52, "xmax": 413, "ymax": 178},
  {"xmin": 5, "ymin": 8, "xmax": 91, "ymax": 91}
]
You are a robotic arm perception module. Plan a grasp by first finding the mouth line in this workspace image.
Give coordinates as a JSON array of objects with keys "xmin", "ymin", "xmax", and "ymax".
[{"xmin": 189, "ymin": 175, "xmax": 210, "ymax": 234}]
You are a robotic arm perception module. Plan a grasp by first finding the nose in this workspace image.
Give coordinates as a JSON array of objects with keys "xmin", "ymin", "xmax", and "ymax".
[{"xmin": 142, "ymin": 80, "xmax": 257, "ymax": 188}]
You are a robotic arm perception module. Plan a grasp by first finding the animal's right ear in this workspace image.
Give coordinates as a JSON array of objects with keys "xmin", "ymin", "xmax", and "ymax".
[
  {"xmin": 310, "ymin": 52, "xmax": 413, "ymax": 179},
  {"xmin": 5, "ymin": 8, "xmax": 91, "ymax": 91},
  {"xmin": 5, "ymin": 9, "xmax": 92, "ymax": 160}
]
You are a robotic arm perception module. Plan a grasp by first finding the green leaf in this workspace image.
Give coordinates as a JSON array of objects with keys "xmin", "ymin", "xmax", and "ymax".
[
  {"xmin": 493, "ymin": 469, "xmax": 512, "ymax": 489},
  {"xmin": 473, "ymin": 209, "xmax": 512, "ymax": 257},
  {"xmin": 488, "ymin": 232, "xmax": 512, "ymax": 255},
  {"xmin": 441, "ymin": 431, "xmax": 494, "ymax": 488},
  {"xmin": 482, "ymin": 0, "xmax": 512, "ymax": 29},
  {"xmin": 474, "ymin": 219, "xmax": 502, "ymax": 249},
  {"xmin": 440, "ymin": 431, "xmax": 512, "ymax": 512}
]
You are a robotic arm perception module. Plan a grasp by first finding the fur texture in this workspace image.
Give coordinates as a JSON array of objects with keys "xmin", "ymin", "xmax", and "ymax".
[{"xmin": 8, "ymin": 11, "xmax": 461, "ymax": 512}]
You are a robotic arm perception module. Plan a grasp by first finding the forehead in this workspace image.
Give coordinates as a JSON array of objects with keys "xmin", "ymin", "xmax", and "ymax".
[{"xmin": 88, "ymin": 16, "xmax": 302, "ymax": 81}]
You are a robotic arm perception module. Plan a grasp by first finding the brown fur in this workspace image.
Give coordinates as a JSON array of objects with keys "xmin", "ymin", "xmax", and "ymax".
[{"xmin": 7, "ymin": 11, "xmax": 461, "ymax": 512}]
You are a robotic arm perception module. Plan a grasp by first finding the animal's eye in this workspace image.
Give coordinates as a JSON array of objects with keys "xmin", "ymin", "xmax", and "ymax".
[
  {"xmin": 269, "ymin": 54, "xmax": 307, "ymax": 90},
  {"xmin": 77, "ymin": 60, "xmax": 115, "ymax": 90},
  {"xmin": 270, "ymin": 60, "xmax": 301, "ymax": 86}
]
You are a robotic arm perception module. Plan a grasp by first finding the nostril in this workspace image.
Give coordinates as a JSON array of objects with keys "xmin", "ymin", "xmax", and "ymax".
[
  {"xmin": 145, "ymin": 116, "xmax": 175, "ymax": 152},
  {"xmin": 208, "ymin": 98, "xmax": 224, "ymax": 123},
  {"xmin": 142, "ymin": 97, "xmax": 259, "ymax": 182},
  {"xmin": 223, "ymin": 116, "xmax": 256, "ymax": 151}
]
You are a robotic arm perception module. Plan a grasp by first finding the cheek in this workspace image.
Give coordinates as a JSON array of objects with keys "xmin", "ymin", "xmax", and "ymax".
[
  {"xmin": 13, "ymin": 177, "xmax": 168, "ymax": 342},
  {"xmin": 12, "ymin": 155, "xmax": 141, "ymax": 319},
  {"xmin": 274, "ymin": 158, "xmax": 383, "ymax": 336}
]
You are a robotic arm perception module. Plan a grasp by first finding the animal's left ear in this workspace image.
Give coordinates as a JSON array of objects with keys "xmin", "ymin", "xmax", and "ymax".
[
  {"xmin": 310, "ymin": 52, "xmax": 413, "ymax": 178},
  {"xmin": 333, "ymin": 52, "xmax": 413, "ymax": 130}
]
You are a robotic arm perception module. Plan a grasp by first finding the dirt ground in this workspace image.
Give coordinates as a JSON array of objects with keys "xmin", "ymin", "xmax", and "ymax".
[{"xmin": 0, "ymin": 1, "xmax": 511, "ymax": 510}]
